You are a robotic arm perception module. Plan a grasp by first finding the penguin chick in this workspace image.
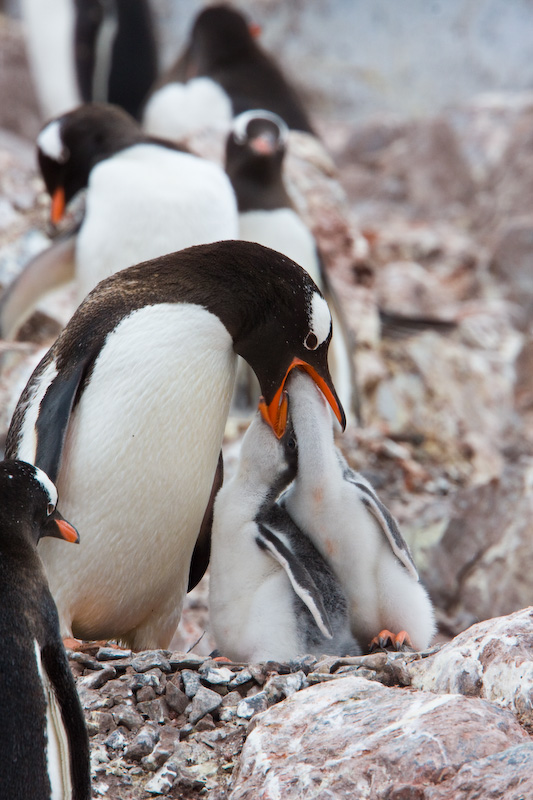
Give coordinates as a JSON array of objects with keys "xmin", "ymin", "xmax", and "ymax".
[
  {"xmin": 0, "ymin": 102, "xmax": 239, "ymax": 339},
  {"xmin": 210, "ymin": 404, "xmax": 360, "ymax": 663},
  {"xmin": 0, "ymin": 459, "xmax": 90, "ymax": 800},
  {"xmin": 143, "ymin": 4, "xmax": 314, "ymax": 142},
  {"xmin": 225, "ymin": 109, "xmax": 357, "ymax": 421},
  {"xmin": 5, "ymin": 240, "xmax": 345, "ymax": 650},
  {"xmin": 282, "ymin": 370, "xmax": 436, "ymax": 652}
]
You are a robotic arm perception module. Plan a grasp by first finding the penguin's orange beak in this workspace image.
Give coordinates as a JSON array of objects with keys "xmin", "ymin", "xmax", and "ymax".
[
  {"xmin": 259, "ymin": 357, "xmax": 345, "ymax": 438},
  {"xmin": 55, "ymin": 516, "xmax": 80, "ymax": 544},
  {"xmin": 51, "ymin": 187, "xmax": 66, "ymax": 224}
]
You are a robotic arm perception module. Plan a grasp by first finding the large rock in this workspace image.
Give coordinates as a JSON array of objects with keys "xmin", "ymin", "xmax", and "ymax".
[
  {"xmin": 409, "ymin": 607, "xmax": 533, "ymax": 730},
  {"xmin": 229, "ymin": 675, "xmax": 530, "ymax": 800},
  {"xmin": 408, "ymin": 462, "xmax": 533, "ymax": 634}
]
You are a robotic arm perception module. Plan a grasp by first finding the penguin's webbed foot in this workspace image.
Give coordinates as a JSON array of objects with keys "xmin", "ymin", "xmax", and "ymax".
[{"xmin": 369, "ymin": 629, "xmax": 414, "ymax": 652}]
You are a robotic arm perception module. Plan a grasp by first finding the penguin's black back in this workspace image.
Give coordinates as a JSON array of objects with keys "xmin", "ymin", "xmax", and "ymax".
[
  {"xmin": 0, "ymin": 462, "xmax": 90, "ymax": 800},
  {"xmin": 187, "ymin": 6, "xmax": 314, "ymax": 133}
]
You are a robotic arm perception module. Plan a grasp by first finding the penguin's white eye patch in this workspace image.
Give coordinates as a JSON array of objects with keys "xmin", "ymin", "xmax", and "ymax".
[
  {"xmin": 304, "ymin": 332, "xmax": 318, "ymax": 350},
  {"xmin": 309, "ymin": 292, "xmax": 332, "ymax": 347},
  {"xmin": 33, "ymin": 466, "xmax": 58, "ymax": 510},
  {"xmin": 37, "ymin": 120, "xmax": 69, "ymax": 164}
]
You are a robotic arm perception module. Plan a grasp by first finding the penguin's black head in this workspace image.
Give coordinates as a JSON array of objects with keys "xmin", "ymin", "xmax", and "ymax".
[
  {"xmin": 188, "ymin": 5, "xmax": 259, "ymax": 71},
  {"xmin": 225, "ymin": 110, "xmax": 289, "ymax": 209},
  {"xmin": 215, "ymin": 242, "xmax": 346, "ymax": 437},
  {"xmin": 37, "ymin": 103, "xmax": 144, "ymax": 225},
  {"xmin": 0, "ymin": 460, "xmax": 79, "ymax": 548}
]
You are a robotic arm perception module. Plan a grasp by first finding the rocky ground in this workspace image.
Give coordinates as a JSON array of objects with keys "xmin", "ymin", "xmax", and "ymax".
[{"xmin": 2, "ymin": 9, "xmax": 533, "ymax": 799}]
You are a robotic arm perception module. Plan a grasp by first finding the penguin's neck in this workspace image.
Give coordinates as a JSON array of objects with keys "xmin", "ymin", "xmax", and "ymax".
[{"xmin": 292, "ymin": 404, "xmax": 340, "ymax": 493}]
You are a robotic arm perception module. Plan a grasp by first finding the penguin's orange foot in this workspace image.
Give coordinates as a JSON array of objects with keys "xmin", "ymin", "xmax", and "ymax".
[
  {"xmin": 369, "ymin": 629, "xmax": 414, "ymax": 652},
  {"xmin": 213, "ymin": 655, "xmax": 232, "ymax": 663}
]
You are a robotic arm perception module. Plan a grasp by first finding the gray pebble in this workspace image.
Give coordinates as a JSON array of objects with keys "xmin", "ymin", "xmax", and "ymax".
[
  {"xmin": 124, "ymin": 725, "xmax": 160, "ymax": 761},
  {"xmin": 128, "ymin": 672, "xmax": 160, "ymax": 692},
  {"xmin": 131, "ymin": 651, "xmax": 171, "ymax": 673},
  {"xmin": 236, "ymin": 692, "xmax": 269, "ymax": 719},
  {"xmin": 78, "ymin": 686, "xmax": 114, "ymax": 711},
  {"xmin": 79, "ymin": 665, "xmax": 117, "ymax": 691},
  {"xmin": 137, "ymin": 698, "xmax": 168, "ymax": 724},
  {"xmin": 97, "ymin": 646, "xmax": 133, "ymax": 661},
  {"xmin": 228, "ymin": 668, "xmax": 254, "ymax": 689},
  {"xmin": 165, "ymin": 681, "xmax": 189, "ymax": 715},
  {"xmin": 104, "ymin": 730, "xmax": 127, "ymax": 751},
  {"xmin": 112, "ymin": 705, "xmax": 144, "ymax": 731},
  {"xmin": 264, "ymin": 671, "xmax": 307, "ymax": 702},
  {"xmin": 168, "ymin": 652, "xmax": 206, "ymax": 670},
  {"xmin": 186, "ymin": 686, "xmax": 223, "ymax": 725},
  {"xmin": 182, "ymin": 670, "xmax": 202, "ymax": 698},
  {"xmin": 200, "ymin": 666, "xmax": 234, "ymax": 685}
]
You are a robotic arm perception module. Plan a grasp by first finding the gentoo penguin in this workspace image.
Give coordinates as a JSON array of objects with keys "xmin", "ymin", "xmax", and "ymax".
[
  {"xmin": 225, "ymin": 109, "xmax": 357, "ymax": 420},
  {"xmin": 21, "ymin": 0, "xmax": 157, "ymax": 120},
  {"xmin": 5, "ymin": 240, "xmax": 345, "ymax": 650},
  {"xmin": 210, "ymin": 402, "xmax": 360, "ymax": 663},
  {"xmin": 282, "ymin": 370, "xmax": 436, "ymax": 652},
  {"xmin": 143, "ymin": 4, "xmax": 314, "ymax": 142},
  {"xmin": 0, "ymin": 102, "xmax": 239, "ymax": 339},
  {"xmin": 0, "ymin": 460, "xmax": 90, "ymax": 800}
]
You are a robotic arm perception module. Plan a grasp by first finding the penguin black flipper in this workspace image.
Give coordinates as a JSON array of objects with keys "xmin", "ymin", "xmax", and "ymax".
[
  {"xmin": 0, "ymin": 234, "xmax": 77, "ymax": 341},
  {"xmin": 187, "ymin": 450, "xmax": 223, "ymax": 592},
  {"xmin": 7, "ymin": 341, "xmax": 101, "ymax": 483},
  {"xmin": 341, "ymin": 464, "xmax": 419, "ymax": 579},
  {"xmin": 256, "ymin": 514, "xmax": 333, "ymax": 640},
  {"xmin": 40, "ymin": 638, "xmax": 91, "ymax": 800}
]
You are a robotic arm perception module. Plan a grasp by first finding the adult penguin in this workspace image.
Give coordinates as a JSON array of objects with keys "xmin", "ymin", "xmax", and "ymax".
[
  {"xmin": 225, "ymin": 109, "xmax": 358, "ymax": 420},
  {"xmin": 0, "ymin": 103, "xmax": 238, "ymax": 340},
  {"xmin": 143, "ymin": 4, "xmax": 314, "ymax": 142},
  {"xmin": 0, "ymin": 459, "xmax": 90, "ymax": 800},
  {"xmin": 5, "ymin": 240, "xmax": 345, "ymax": 651}
]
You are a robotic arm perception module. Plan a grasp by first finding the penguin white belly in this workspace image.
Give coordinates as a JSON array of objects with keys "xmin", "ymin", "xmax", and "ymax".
[
  {"xmin": 33, "ymin": 639, "xmax": 72, "ymax": 800},
  {"xmin": 239, "ymin": 209, "xmax": 321, "ymax": 286},
  {"xmin": 76, "ymin": 144, "xmax": 239, "ymax": 299},
  {"xmin": 143, "ymin": 77, "xmax": 233, "ymax": 142},
  {"xmin": 38, "ymin": 304, "xmax": 236, "ymax": 648}
]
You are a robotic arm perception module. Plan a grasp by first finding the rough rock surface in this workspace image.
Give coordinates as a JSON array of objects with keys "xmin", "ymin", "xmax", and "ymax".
[{"xmin": 230, "ymin": 676, "xmax": 530, "ymax": 800}]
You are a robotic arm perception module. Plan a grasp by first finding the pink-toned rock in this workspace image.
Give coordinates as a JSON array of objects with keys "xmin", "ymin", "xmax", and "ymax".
[
  {"xmin": 229, "ymin": 676, "xmax": 529, "ymax": 800},
  {"xmin": 409, "ymin": 607, "xmax": 533, "ymax": 730}
]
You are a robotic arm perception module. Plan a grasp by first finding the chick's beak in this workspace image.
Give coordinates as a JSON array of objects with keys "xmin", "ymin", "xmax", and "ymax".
[
  {"xmin": 258, "ymin": 357, "xmax": 345, "ymax": 438},
  {"xmin": 51, "ymin": 187, "xmax": 66, "ymax": 224}
]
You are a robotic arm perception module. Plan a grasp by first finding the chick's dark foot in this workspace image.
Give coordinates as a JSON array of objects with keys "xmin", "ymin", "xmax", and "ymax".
[{"xmin": 369, "ymin": 629, "xmax": 414, "ymax": 652}]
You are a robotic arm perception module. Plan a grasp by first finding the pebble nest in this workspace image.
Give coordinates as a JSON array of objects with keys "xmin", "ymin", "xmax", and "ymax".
[{"xmin": 74, "ymin": 643, "xmax": 435, "ymax": 798}]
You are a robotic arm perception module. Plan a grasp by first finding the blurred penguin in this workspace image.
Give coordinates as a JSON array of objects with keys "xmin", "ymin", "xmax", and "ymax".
[
  {"xmin": 143, "ymin": 4, "xmax": 314, "ymax": 143},
  {"xmin": 22, "ymin": 0, "xmax": 157, "ymax": 120},
  {"xmin": 226, "ymin": 109, "xmax": 358, "ymax": 423}
]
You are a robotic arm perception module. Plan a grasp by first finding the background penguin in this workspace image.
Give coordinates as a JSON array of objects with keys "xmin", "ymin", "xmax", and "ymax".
[
  {"xmin": 22, "ymin": 0, "xmax": 157, "ymax": 120},
  {"xmin": 5, "ymin": 240, "xmax": 345, "ymax": 651},
  {"xmin": 143, "ymin": 4, "xmax": 314, "ymax": 143},
  {"xmin": 210, "ymin": 399, "xmax": 360, "ymax": 663},
  {"xmin": 225, "ymin": 108, "xmax": 358, "ymax": 421},
  {"xmin": 0, "ymin": 102, "xmax": 239, "ymax": 340},
  {"xmin": 0, "ymin": 459, "xmax": 90, "ymax": 800},
  {"xmin": 282, "ymin": 370, "xmax": 436, "ymax": 652}
]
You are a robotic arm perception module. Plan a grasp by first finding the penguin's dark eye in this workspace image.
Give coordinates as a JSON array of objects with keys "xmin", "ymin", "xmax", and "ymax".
[
  {"xmin": 287, "ymin": 437, "xmax": 297, "ymax": 451},
  {"xmin": 304, "ymin": 332, "xmax": 318, "ymax": 350},
  {"xmin": 47, "ymin": 502, "xmax": 55, "ymax": 516}
]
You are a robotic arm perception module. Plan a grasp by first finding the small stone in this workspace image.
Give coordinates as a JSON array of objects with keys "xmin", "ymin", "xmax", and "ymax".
[
  {"xmin": 182, "ymin": 670, "xmax": 202, "ymax": 698},
  {"xmin": 79, "ymin": 664, "xmax": 117, "ymax": 690},
  {"xmin": 104, "ymin": 730, "xmax": 127, "ymax": 751},
  {"xmin": 264, "ymin": 671, "xmax": 307, "ymax": 703},
  {"xmin": 131, "ymin": 651, "xmax": 171, "ymax": 673},
  {"xmin": 77, "ymin": 686, "xmax": 114, "ymax": 711},
  {"xmin": 237, "ymin": 692, "xmax": 269, "ymax": 719},
  {"xmin": 112, "ymin": 705, "xmax": 144, "ymax": 731},
  {"xmin": 128, "ymin": 672, "xmax": 160, "ymax": 693},
  {"xmin": 288, "ymin": 655, "xmax": 318, "ymax": 674},
  {"xmin": 165, "ymin": 681, "xmax": 189, "ymax": 714},
  {"xmin": 141, "ymin": 727, "xmax": 181, "ymax": 771},
  {"xmin": 85, "ymin": 718, "xmax": 100, "ymax": 737},
  {"xmin": 97, "ymin": 646, "xmax": 133, "ymax": 661},
  {"xmin": 186, "ymin": 686, "xmax": 223, "ymax": 725},
  {"xmin": 220, "ymin": 691, "xmax": 242, "ymax": 708},
  {"xmin": 136, "ymin": 685, "xmax": 156, "ymax": 703},
  {"xmin": 228, "ymin": 669, "xmax": 255, "ymax": 691},
  {"xmin": 248, "ymin": 664, "xmax": 269, "ymax": 685},
  {"xmin": 103, "ymin": 678, "xmax": 133, "ymax": 703},
  {"xmin": 169, "ymin": 652, "xmax": 206, "ymax": 670},
  {"xmin": 145, "ymin": 668, "xmax": 166, "ymax": 694},
  {"xmin": 314, "ymin": 656, "xmax": 340, "ymax": 674},
  {"xmin": 306, "ymin": 672, "xmax": 342, "ymax": 684},
  {"xmin": 144, "ymin": 753, "xmax": 183, "ymax": 795},
  {"xmin": 137, "ymin": 698, "xmax": 169, "ymax": 724},
  {"xmin": 124, "ymin": 725, "xmax": 159, "ymax": 761},
  {"xmin": 195, "ymin": 713, "xmax": 216, "ymax": 732},
  {"xmin": 68, "ymin": 652, "xmax": 103, "ymax": 670},
  {"xmin": 200, "ymin": 665, "xmax": 234, "ymax": 685},
  {"xmin": 96, "ymin": 712, "xmax": 116, "ymax": 735}
]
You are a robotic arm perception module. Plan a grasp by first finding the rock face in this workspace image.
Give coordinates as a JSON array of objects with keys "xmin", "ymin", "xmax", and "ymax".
[{"xmin": 229, "ymin": 676, "xmax": 531, "ymax": 800}]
